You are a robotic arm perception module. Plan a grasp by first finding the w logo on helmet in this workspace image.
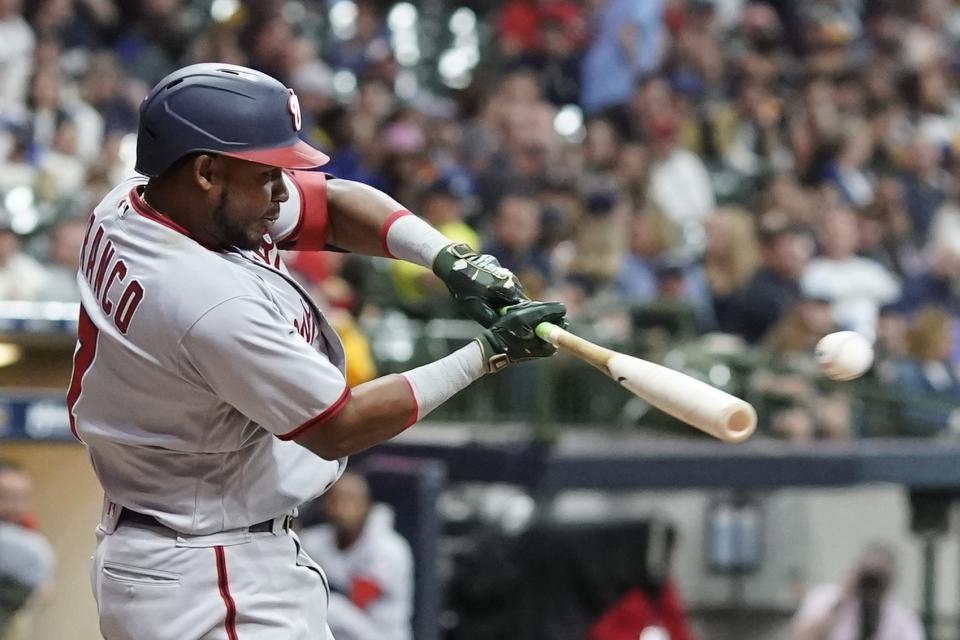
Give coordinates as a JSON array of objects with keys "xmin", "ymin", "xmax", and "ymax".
[{"xmin": 287, "ymin": 89, "xmax": 302, "ymax": 132}]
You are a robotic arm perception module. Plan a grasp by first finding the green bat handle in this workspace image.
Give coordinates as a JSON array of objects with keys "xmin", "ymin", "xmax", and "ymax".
[{"xmin": 535, "ymin": 322, "xmax": 557, "ymax": 342}]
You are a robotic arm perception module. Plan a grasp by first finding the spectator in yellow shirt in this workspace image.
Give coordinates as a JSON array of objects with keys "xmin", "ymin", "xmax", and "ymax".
[{"xmin": 390, "ymin": 178, "xmax": 480, "ymax": 317}]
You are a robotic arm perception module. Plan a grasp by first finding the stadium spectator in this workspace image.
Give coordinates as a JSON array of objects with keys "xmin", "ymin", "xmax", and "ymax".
[
  {"xmin": 857, "ymin": 177, "xmax": 921, "ymax": 278},
  {"xmin": 872, "ymin": 305, "xmax": 911, "ymax": 384},
  {"xmin": 801, "ymin": 207, "xmax": 901, "ymax": 339},
  {"xmin": 899, "ymin": 134, "xmax": 948, "ymax": 243},
  {"xmin": 898, "ymin": 244, "xmax": 960, "ymax": 319},
  {"xmin": 617, "ymin": 210, "xmax": 677, "ymax": 303},
  {"xmin": 887, "ymin": 306, "xmax": 960, "ymax": 435},
  {"xmin": 732, "ymin": 224, "xmax": 814, "ymax": 344},
  {"xmin": 0, "ymin": 217, "xmax": 47, "ymax": 301},
  {"xmin": 0, "ymin": 461, "xmax": 55, "ymax": 640},
  {"xmin": 39, "ymin": 216, "xmax": 85, "ymax": 301},
  {"xmin": 928, "ymin": 200, "xmax": 960, "ymax": 257},
  {"xmin": 721, "ymin": 81, "xmax": 793, "ymax": 180},
  {"xmin": 579, "ymin": 0, "xmax": 665, "ymax": 118},
  {"xmin": 792, "ymin": 542, "xmax": 924, "ymax": 640},
  {"xmin": 483, "ymin": 192, "xmax": 553, "ymax": 299},
  {"xmin": 323, "ymin": 0, "xmax": 391, "ymax": 79},
  {"xmin": 390, "ymin": 177, "xmax": 480, "ymax": 315},
  {"xmin": 299, "ymin": 471, "xmax": 413, "ymax": 640},
  {"xmin": 753, "ymin": 294, "xmax": 847, "ymax": 441},
  {"xmin": 701, "ymin": 207, "xmax": 760, "ymax": 334},
  {"xmin": 0, "ymin": 0, "xmax": 33, "ymax": 120},
  {"xmin": 646, "ymin": 111, "xmax": 716, "ymax": 230},
  {"xmin": 1, "ymin": 0, "xmax": 960, "ymax": 441},
  {"xmin": 567, "ymin": 187, "xmax": 631, "ymax": 292}
]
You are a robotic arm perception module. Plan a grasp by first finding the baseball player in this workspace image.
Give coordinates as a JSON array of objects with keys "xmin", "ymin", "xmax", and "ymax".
[{"xmin": 69, "ymin": 63, "xmax": 566, "ymax": 640}]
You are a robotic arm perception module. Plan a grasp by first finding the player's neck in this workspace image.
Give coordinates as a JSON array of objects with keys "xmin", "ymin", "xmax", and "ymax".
[{"xmin": 142, "ymin": 182, "xmax": 218, "ymax": 248}]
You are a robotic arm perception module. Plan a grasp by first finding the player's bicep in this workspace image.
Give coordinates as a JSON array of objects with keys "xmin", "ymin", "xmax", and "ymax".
[
  {"xmin": 274, "ymin": 170, "xmax": 331, "ymax": 250},
  {"xmin": 180, "ymin": 296, "xmax": 349, "ymax": 438}
]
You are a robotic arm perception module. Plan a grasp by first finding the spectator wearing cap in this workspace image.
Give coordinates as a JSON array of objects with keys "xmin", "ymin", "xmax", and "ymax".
[
  {"xmin": 567, "ymin": 187, "xmax": 630, "ymax": 292},
  {"xmin": 389, "ymin": 177, "xmax": 479, "ymax": 315},
  {"xmin": 650, "ymin": 252, "xmax": 715, "ymax": 332},
  {"xmin": 732, "ymin": 224, "xmax": 814, "ymax": 344},
  {"xmin": 801, "ymin": 207, "xmax": 901, "ymax": 339},
  {"xmin": 0, "ymin": 215, "xmax": 47, "ymax": 301}
]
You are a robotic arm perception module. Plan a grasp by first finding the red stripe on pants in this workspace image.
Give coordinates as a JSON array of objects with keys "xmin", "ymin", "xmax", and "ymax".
[{"xmin": 215, "ymin": 546, "xmax": 239, "ymax": 640}]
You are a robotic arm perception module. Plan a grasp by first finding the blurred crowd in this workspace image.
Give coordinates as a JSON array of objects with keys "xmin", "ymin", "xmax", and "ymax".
[{"xmin": 2, "ymin": 0, "xmax": 960, "ymax": 439}]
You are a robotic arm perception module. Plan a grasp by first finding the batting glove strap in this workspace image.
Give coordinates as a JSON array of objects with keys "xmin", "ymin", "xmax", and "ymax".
[
  {"xmin": 433, "ymin": 242, "xmax": 528, "ymax": 328},
  {"xmin": 474, "ymin": 301, "xmax": 567, "ymax": 373}
]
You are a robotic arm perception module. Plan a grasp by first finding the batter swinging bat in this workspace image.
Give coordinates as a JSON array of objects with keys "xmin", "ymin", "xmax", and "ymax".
[{"xmin": 535, "ymin": 322, "xmax": 757, "ymax": 443}]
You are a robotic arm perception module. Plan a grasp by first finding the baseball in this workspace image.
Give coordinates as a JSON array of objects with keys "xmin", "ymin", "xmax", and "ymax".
[{"xmin": 814, "ymin": 331, "xmax": 874, "ymax": 381}]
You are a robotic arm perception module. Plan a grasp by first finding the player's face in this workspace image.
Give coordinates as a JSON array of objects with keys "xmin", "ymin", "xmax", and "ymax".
[{"xmin": 207, "ymin": 158, "xmax": 288, "ymax": 250}]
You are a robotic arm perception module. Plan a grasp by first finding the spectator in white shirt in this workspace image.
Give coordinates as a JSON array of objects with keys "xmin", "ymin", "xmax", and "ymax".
[
  {"xmin": 800, "ymin": 207, "xmax": 900, "ymax": 340},
  {"xmin": 646, "ymin": 113, "xmax": 716, "ymax": 231},
  {"xmin": 299, "ymin": 472, "xmax": 414, "ymax": 640},
  {"xmin": 0, "ymin": 0, "xmax": 34, "ymax": 121}
]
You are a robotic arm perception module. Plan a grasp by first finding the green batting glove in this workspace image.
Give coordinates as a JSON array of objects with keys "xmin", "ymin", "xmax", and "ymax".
[
  {"xmin": 474, "ymin": 301, "xmax": 567, "ymax": 373},
  {"xmin": 433, "ymin": 242, "xmax": 528, "ymax": 327}
]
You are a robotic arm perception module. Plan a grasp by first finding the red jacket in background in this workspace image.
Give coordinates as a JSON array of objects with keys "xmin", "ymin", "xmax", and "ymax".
[{"xmin": 587, "ymin": 580, "xmax": 695, "ymax": 640}]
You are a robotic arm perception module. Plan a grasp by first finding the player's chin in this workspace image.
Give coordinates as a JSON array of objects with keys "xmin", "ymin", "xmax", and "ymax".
[{"xmin": 237, "ymin": 229, "xmax": 265, "ymax": 250}]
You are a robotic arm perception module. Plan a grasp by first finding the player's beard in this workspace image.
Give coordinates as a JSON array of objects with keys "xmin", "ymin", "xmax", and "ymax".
[{"xmin": 211, "ymin": 191, "xmax": 261, "ymax": 251}]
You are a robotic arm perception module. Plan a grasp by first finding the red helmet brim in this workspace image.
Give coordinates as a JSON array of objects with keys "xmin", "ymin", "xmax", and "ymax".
[{"xmin": 221, "ymin": 139, "xmax": 330, "ymax": 169}]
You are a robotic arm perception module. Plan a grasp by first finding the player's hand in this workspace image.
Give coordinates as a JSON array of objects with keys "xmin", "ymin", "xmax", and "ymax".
[
  {"xmin": 474, "ymin": 301, "xmax": 567, "ymax": 373},
  {"xmin": 433, "ymin": 242, "xmax": 527, "ymax": 327}
]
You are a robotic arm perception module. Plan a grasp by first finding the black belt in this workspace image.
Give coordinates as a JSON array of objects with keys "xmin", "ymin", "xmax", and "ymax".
[{"xmin": 117, "ymin": 509, "xmax": 291, "ymax": 534}]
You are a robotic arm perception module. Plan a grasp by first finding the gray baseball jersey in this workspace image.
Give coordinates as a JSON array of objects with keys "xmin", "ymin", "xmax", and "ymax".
[{"xmin": 69, "ymin": 170, "xmax": 348, "ymax": 535}]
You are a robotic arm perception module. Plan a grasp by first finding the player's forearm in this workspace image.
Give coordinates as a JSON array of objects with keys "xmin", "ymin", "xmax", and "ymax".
[
  {"xmin": 325, "ymin": 179, "xmax": 449, "ymax": 263},
  {"xmin": 296, "ymin": 343, "xmax": 485, "ymax": 459},
  {"xmin": 297, "ymin": 374, "xmax": 418, "ymax": 459}
]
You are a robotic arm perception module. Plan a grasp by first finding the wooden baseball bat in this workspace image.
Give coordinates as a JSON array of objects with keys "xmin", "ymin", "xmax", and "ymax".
[{"xmin": 535, "ymin": 322, "xmax": 757, "ymax": 443}]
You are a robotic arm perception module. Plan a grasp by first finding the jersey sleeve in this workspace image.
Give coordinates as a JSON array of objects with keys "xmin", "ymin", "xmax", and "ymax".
[
  {"xmin": 273, "ymin": 170, "xmax": 332, "ymax": 251},
  {"xmin": 179, "ymin": 295, "xmax": 350, "ymax": 440}
]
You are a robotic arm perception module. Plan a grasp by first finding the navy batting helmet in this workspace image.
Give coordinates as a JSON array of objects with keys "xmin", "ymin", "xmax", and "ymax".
[{"xmin": 135, "ymin": 63, "xmax": 329, "ymax": 178}]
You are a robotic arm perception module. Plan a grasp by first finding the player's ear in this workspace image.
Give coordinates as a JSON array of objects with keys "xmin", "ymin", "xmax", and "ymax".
[{"xmin": 193, "ymin": 154, "xmax": 217, "ymax": 191}]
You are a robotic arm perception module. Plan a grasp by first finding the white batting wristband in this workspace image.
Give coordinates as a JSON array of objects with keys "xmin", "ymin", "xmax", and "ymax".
[
  {"xmin": 401, "ymin": 342, "xmax": 485, "ymax": 422},
  {"xmin": 383, "ymin": 212, "xmax": 455, "ymax": 267}
]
